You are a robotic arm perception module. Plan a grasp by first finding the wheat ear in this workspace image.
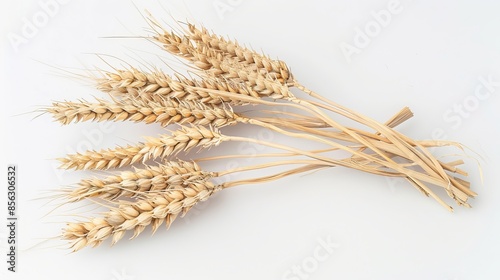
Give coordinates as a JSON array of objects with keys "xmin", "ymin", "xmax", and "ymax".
[
  {"xmin": 96, "ymin": 66, "xmax": 292, "ymax": 103},
  {"xmin": 148, "ymin": 18, "xmax": 294, "ymax": 99},
  {"xmin": 186, "ymin": 23, "xmax": 291, "ymax": 83},
  {"xmin": 59, "ymin": 125, "xmax": 224, "ymax": 170},
  {"xmin": 97, "ymin": 68, "xmax": 223, "ymax": 104},
  {"xmin": 62, "ymin": 180, "xmax": 221, "ymax": 251},
  {"xmin": 45, "ymin": 97, "xmax": 238, "ymax": 127},
  {"xmin": 65, "ymin": 161, "xmax": 213, "ymax": 202}
]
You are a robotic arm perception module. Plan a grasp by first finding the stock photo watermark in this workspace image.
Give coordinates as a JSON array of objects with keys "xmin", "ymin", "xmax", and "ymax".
[
  {"xmin": 182, "ymin": 197, "xmax": 211, "ymax": 225},
  {"xmin": 8, "ymin": 0, "xmax": 71, "ymax": 52},
  {"xmin": 385, "ymin": 73, "xmax": 498, "ymax": 191},
  {"xmin": 110, "ymin": 268, "xmax": 135, "ymax": 280},
  {"xmin": 339, "ymin": 0, "xmax": 404, "ymax": 63},
  {"xmin": 282, "ymin": 235, "xmax": 339, "ymax": 280},
  {"xmin": 184, "ymin": 126, "xmax": 275, "ymax": 224},
  {"xmin": 6, "ymin": 166, "xmax": 18, "ymax": 273},
  {"xmin": 432, "ymin": 73, "xmax": 498, "ymax": 144},
  {"xmin": 442, "ymin": 74, "xmax": 499, "ymax": 130},
  {"xmin": 219, "ymin": 126, "xmax": 275, "ymax": 183},
  {"xmin": 52, "ymin": 122, "xmax": 116, "ymax": 182},
  {"xmin": 213, "ymin": 0, "xmax": 245, "ymax": 20}
]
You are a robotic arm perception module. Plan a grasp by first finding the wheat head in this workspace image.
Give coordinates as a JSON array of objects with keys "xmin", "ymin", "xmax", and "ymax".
[
  {"xmin": 59, "ymin": 125, "xmax": 224, "ymax": 170},
  {"xmin": 66, "ymin": 161, "xmax": 213, "ymax": 202},
  {"xmin": 63, "ymin": 180, "xmax": 221, "ymax": 251}
]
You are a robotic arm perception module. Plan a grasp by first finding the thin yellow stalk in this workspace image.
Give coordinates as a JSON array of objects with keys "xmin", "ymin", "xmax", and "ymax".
[
  {"xmin": 293, "ymin": 84, "xmax": 455, "ymax": 190},
  {"xmin": 223, "ymin": 164, "xmax": 329, "ymax": 189},
  {"xmin": 188, "ymin": 88, "xmax": 472, "ymax": 202},
  {"xmin": 195, "ymin": 147, "xmax": 342, "ymax": 162},
  {"xmin": 216, "ymin": 159, "xmax": 336, "ymax": 177}
]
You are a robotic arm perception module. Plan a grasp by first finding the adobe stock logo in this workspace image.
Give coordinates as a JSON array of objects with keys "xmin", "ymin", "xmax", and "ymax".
[
  {"xmin": 8, "ymin": 0, "xmax": 71, "ymax": 52},
  {"xmin": 110, "ymin": 268, "xmax": 135, "ymax": 280},
  {"xmin": 213, "ymin": 0, "xmax": 244, "ymax": 20},
  {"xmin": 52, "ymin": 122, "xmax": 116, "ymax": 182},
  {"xmin": 443, "ymin": 75, "xmax": 499, "ymax": 129},
  {"xmin": 339, "ymin": 0, "xmax": 404, "ymax": 63},
  {"xmin": 282, "ymin": 235, "xmax": 339, "ymax": 280}
]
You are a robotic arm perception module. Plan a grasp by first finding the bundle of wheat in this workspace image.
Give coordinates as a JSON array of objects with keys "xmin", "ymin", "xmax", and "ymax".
[{"xmin": 43, "ymin": 14, "xmax": 476, "ymax": 252}]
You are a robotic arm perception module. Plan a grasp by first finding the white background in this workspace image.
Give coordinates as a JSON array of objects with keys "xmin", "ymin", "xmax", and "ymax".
[{"xmin": 1, "ymin": 0, "xmax": 500, "ymax": 279}]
